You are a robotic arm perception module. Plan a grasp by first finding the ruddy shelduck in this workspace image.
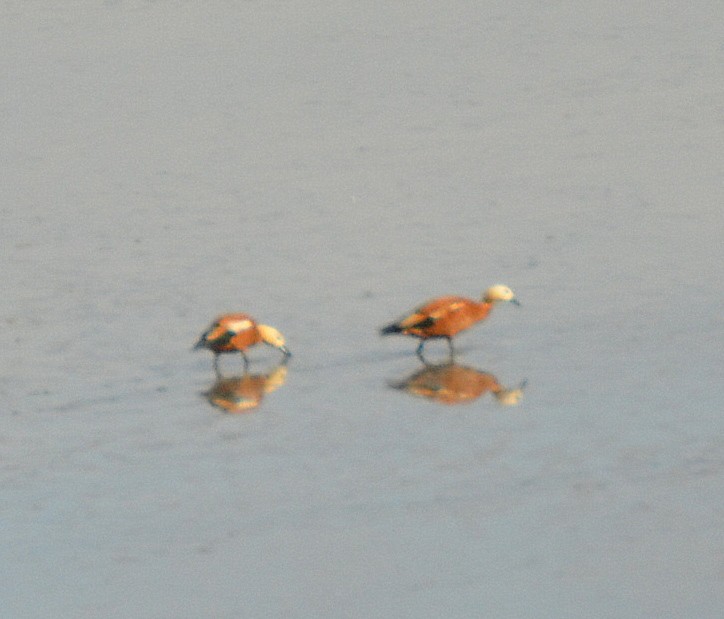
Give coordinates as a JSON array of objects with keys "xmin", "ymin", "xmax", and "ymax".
[
  {"xmin": 194, "ymin": 313, "xmax": 291, "ymax": 370},
  {"xmin": 380, "ymin": 285, "xmax": 520, "ymax": 357}
]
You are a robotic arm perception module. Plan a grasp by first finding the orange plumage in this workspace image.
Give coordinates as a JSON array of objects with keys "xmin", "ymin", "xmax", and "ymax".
[
  {"xmin": 381, "ymin": 285, "xmax": 519, "ymax": 357},
  {"xmin": 203, "ymin": 364, "xmax": 289, "ymax": 413},
  {"xmin": 194, "ymin": 313, "xmax": 290, "ymax": 370},
  {"xmin": 390, "ymin": 362, "xmax": 525, "ymax": 406}
]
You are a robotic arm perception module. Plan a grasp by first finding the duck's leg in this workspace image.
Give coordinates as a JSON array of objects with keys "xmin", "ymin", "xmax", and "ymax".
[
  {"xmin": 446, "ymin": 337, "xmax": 455, "ymax": 360},
  {"xmin": 240, "ymin": 351, "xmax": 250, "ymax": 372},
  {"xmin": 213, "ymin": 353, "xmax": 221, "ymax": 377},
  {"xmin": 416, "ymin": 339, "xmax": 426, "ymax": 361}
]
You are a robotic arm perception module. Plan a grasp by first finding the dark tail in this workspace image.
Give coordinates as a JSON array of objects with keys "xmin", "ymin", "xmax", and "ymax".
[{"xmin": 380, "ymin": 323, "xmax": 402, "ymax": 336}]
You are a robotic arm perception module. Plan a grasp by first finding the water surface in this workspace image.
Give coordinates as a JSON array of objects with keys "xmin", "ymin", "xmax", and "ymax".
[{"xmin": 2, "ymin": 2, "xmax": 722, "ymax": 618}]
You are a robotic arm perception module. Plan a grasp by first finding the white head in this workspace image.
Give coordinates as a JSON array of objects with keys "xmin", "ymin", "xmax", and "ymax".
[
  {"xmin": 494, "ymin": 379, "xmax": 527, "ymax": 406},
  {"xmin": 257, "ymin": 324, "xmax": 292, "ymax": 356},
  {"xmin": 263, "ymin": 365, "xmax": 289, "ymax": 393},
  {"xmin": 483, "ymin": 284, "xmax": 520, "ymax": 305},
  {"xmin": 494, "ymin": 387, "xmax": 525, "ymax": 406}
]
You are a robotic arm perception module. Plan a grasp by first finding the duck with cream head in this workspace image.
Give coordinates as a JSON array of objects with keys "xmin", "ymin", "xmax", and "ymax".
[{"xmin": 380, "ymin": 285, "xmax": 520, "ymax": 359}]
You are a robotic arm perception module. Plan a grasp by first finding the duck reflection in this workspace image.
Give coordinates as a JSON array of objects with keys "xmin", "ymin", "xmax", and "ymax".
[
  {"xmin": 389, "ymin": 361, "xmax": 526, "ymax": 406},
  {"xmin": 203, "ymin": 363, "xmax": 288, "ymax": 413}
]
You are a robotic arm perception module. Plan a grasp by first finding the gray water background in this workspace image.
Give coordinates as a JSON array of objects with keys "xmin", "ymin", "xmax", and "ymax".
[{"xmin": 2, "ymin": 2, "xmax": 723, "ymax": 617}]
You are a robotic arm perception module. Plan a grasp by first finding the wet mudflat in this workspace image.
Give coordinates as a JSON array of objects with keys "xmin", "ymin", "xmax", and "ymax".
[{"xmin": 2, "ymin": 2, "xmax": 723, "ymax": 618}]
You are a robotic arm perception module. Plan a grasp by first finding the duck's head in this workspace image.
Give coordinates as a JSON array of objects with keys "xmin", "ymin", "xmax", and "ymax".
[
  {"xmin": 483, "ymin": 284, "xmax": 520, "ymax": 306},
  {"xmin": 257, "ymin": 324, "xmax": 292, "ymax": 356}
]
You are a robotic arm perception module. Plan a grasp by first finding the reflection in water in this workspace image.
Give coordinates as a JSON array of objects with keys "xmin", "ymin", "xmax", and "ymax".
[
  {"xmin": 389, "ymin": 361, "xmax": 526, "ymax": 406},
  {"xmin": 202, "ymin": 363, "xmax": 288, "ymax": 413}
]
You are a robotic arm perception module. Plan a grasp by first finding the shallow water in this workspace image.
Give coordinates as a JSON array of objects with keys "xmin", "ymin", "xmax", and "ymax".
[{"xmin": 2, "ymin": 2, "xmax": 723, "ymax": 618}]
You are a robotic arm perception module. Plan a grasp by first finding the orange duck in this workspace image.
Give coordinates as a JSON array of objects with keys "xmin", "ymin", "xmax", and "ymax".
[
  {"xmin": 194, "ymin": 313, "xmax": 291, "ymax": 370},
  {"xmin": 380, "ymin": 285, "xmax": 519, "ymax": 358}
]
